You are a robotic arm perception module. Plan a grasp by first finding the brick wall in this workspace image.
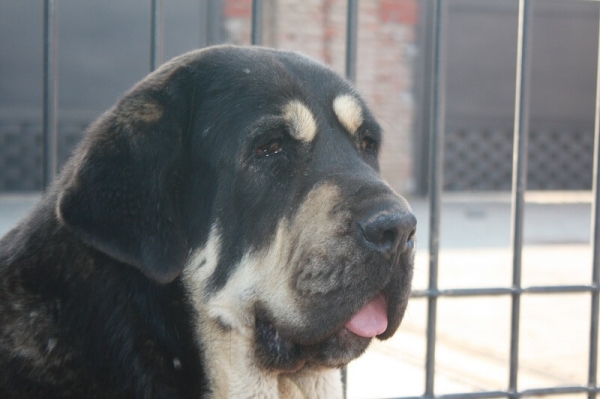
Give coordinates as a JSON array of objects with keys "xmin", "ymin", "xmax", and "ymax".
[{"xmin": 223, "ymin": 0, "xmax": 417, "ymax": 194}]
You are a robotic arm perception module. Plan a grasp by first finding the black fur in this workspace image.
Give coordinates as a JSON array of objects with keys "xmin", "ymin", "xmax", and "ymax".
[
  {"xmin": 0, "ymin": 45, "xmax": 415, "ymax": 398},
  {"xmin": 0, "ymin": 198, "xmax": 206, "ymax": 398}
]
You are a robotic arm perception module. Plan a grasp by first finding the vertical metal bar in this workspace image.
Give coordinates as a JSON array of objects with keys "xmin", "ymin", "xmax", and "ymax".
[
  {"xmin": 199, "ymin": 0, "xmax": 208, "ymax": 47},
  {"xmin": 150, "ymin": 0, "xmax": 163, "ymax": 71},
  {"xmin": 206, "ymin": 0, "xmax": 222, "ymax": 46},
  {"xmin": 251, "ymin": 0, "xmax": 263, "ymax": 45},
  {"xmin": 345, "ymin": 0, "xmax": 358, "ymax": 83},
  {"xmin": 415, "ymin": 0, "xmax": 435, "ymax": 197},
  {"xmin": 425, "ymin": 0, "xmax": 445, "ymax": 396},
  {"xmin": 43, "ymin": 0, "xmax": 58, "ymax": 190},
  {"xmin": 342, "ymin": 1, "xmax": 358, "ymax": 394},
  {"xmin": 509, "ymin": 0, "xmax": 532, "ymax": 396},
  {"xmin": 341, "ymin": 367, "xmax": 347, "ymax": 399},
  {"xmin": 588, "ymin": 5, "xmax": 600, "ymax": 399}
]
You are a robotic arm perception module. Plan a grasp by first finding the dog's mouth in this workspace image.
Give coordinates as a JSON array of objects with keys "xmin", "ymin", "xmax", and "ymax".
[
  {"xmin": 254, "ymin": 292, "xmax": 390, "ymax": 371},
  {"xmin": 343, "ymin": 293, "xmax": 388, "ymax": 338}
]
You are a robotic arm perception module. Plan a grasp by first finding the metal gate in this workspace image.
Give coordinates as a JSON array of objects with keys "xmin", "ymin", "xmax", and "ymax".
[
  {"xmin": 413, "ymin": 1, "xmax": 600, "ymax": 398},
  {"xmin": 36, "ymin": 0, "xmax": 600, "ymax": 398}
]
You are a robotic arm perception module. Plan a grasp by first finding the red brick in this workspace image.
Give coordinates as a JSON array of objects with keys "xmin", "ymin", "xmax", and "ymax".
[
  {"xmin": 225, "ymin": 0, "xmax": 251, "ymax": 18},
  {"xmin": 380, "ymin": 0, "xmax": 418, "ymax": 25}
]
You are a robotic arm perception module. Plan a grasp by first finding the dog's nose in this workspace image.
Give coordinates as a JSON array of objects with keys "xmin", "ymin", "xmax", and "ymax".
[{"xmin": 359, "ymin": 210, "xmax": 416, "ymax": 257}]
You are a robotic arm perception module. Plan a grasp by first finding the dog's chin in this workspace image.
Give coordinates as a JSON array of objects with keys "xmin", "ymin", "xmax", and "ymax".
[{"xmin": 254, "ymin": 315, "xmax": 374, "ymax": 372}]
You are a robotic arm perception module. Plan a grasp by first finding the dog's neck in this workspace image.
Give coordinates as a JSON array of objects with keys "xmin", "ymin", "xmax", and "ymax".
[{"xmin": 199, "ymin": 318, "xmax": 343, "ymax": 399}]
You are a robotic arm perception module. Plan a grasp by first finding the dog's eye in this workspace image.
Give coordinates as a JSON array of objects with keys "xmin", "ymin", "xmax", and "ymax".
[
  {"xmin": 361, "ymin": 136, "xmax": 378, "ymax": 153},
  {"xmin": 255, "ymin": 138, "xmax": 283, "ymax": 158}
]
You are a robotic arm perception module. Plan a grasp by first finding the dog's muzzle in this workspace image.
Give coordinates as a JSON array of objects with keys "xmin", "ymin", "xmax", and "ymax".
[{"xmin": 343, "ymin": 205, "xmax": 416, "ymax": 338}]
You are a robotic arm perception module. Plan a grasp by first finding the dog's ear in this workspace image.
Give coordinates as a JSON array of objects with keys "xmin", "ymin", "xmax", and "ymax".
[{"xmin": 57, "ymin": 63, "xmax": 193, "ymax": 284}]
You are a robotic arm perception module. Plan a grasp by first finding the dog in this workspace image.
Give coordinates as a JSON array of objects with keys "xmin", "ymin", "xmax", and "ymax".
[{"xmin": 0, "ymin": 45, "xmax": 416, "ymax": 398}]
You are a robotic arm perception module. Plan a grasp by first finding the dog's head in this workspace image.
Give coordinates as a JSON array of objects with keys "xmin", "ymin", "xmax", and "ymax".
[{"xmin": 57, "ymin": 46, "xmax": 416, "ymax": 371}]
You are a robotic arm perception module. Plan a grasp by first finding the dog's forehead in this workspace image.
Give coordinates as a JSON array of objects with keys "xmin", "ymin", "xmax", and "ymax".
[
  {"xmin": 280, "ymin": 94, "xmax": 365, "ymax": 144},
  {"xmin": 189, "ymin": 47, "xmax": 373, "ymax": 143},
  {"xmin": 269, "ymin": 55, "xmax": 368, "ymax": 140}
]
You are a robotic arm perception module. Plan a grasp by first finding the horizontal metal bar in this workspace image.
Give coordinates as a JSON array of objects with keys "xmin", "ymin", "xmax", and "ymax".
[
  {"xmin": 386, "ymin": 384, "xmax": 600, "ymax": 399},
  {"xmin": 520, "ymin": 385, "xmax": 600, "ymax": 396},
  {"xmin": 524, "ymin": 285, "xmax": 597, "ymax": 294},
  {"xmin": 411, "ymin": 284, "xmax": 600, "ymax": 298},
  {"xmin": 412, "ymin": 288, "xmax": 511, "ymax": 297},
  {"xmin": 439, "ymin": 390, "xmax": 510, "ymax": 399}
]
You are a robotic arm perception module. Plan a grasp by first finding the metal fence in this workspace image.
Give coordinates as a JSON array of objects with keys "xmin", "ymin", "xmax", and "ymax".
[
  {"xmin": 411, "ymin": 1, "xmax": 600, "ymax": 399},
  {"xmin": 39, "ymin": 0, "xmax": 600, "ymax": 398}
]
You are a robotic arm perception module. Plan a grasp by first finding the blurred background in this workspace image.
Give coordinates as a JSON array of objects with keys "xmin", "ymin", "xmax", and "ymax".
[
  {"xmin": 0, "ymin": 0, "xmax": 599, "ymax": 398},
  {"xmin": 1, "ymin": 0, "xmax": 598, "ymax": 195}
]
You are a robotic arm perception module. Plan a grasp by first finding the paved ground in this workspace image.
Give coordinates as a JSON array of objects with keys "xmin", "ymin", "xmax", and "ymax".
[{"xmin": 0, "ymin": 193, "xmax": 595, "ymax": 398}]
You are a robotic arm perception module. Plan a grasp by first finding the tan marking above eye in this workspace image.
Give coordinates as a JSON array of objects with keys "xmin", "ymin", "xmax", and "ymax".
[
  {"xmin": 283, "ymin": 100, "xmax": 317, "ymax": 143},
  {"xmin": 333, "ymin": 94, "xmax": 363, "ymax": 136}
]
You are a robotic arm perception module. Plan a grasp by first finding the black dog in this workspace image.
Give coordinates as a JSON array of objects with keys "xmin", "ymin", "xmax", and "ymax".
[{"xmin": 0, "ymin": 45, "xmax": 416, "ymax": 398}]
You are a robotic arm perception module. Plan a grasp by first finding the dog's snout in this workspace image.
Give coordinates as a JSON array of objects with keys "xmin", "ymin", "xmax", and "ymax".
[{"xmin": 358, "ymin": 210, "xmax": 417, "ymax": 257}]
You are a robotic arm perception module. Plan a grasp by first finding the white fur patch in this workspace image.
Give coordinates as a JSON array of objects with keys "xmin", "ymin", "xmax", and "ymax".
[
  {"xmin": 283, "ymin": 100, "xmax": 318, "ymax": 142},
  {"xmin": 181, "ymin": 187, "xmax": 347, "ymax": 398},
  {"xmin": 182, "ymin": 226, "xmax": 284, "ymax": 398},
  {"xmin": 182, "ymin": 224, "xmax": 222, "ymax": 316},
  {"xmin": 280, "ymin": 369, "xmax": 343, "ymax": 398},
  {"xmin": 333, "ymin": 94, "xmax": 363, "ymax": 135}
]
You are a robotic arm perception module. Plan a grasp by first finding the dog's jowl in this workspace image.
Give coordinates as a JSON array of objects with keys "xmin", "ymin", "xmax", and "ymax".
[{"xmin": 0, "ymin": 46, "xmax": 416, "ymax": 399}]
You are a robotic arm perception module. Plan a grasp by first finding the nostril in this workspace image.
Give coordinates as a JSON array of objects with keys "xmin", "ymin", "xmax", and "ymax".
[
  {"xmin": 359, "ymin": 211, "xmax": 417, "ymax": 256},
  {"xmin": 359, "ymin": 213, "xmax": 402, "ymax": 255},
  {"xmin": 382, "ymin": 230, "xmax": 396, "ymax": 247}
]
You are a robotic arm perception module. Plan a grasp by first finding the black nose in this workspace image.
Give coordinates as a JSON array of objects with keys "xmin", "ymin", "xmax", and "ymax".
[{"xmin": 359, "ymin": 210, "xmax": 417, "ymax": 258}]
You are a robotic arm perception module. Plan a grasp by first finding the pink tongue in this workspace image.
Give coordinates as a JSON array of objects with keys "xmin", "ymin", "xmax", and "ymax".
[{"xmin": 344, "ymin": 294, "xmax": 388, "ymax": 338}]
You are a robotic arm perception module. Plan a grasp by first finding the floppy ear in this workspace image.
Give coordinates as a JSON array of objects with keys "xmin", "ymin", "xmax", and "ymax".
[{"xmin": 57, "ymin": 64, "xmax": 193, "ymax": 284}]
